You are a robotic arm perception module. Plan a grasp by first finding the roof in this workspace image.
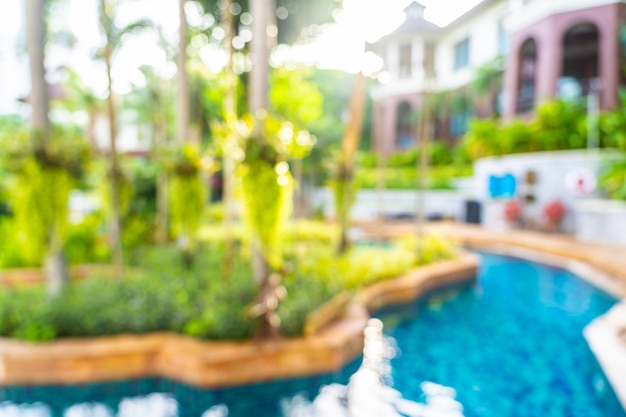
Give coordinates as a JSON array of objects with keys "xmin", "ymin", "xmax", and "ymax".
[
  {"xmin": 444, "ymin": 0, "xmax": 504, "ymax": 30},
  {"xmin": 373, "ymin": 1, "xmax": 441, "ymax": 46},
  {"xmin": 371, "ymin": 0, "xmax": 506, "ymax": 47}
]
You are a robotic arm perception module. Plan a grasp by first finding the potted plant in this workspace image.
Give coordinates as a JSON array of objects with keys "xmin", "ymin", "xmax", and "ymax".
[
  {"xmin": 543, "ymin": 199, "xmax": 566, "ymax": 233},
  {"xmin": 503, "ymin": 200, "xmax": 522, "ymax": 229}
]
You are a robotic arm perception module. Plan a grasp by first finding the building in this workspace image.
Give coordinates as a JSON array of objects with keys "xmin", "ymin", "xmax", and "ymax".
[{"xmin": 370, "ymin": 0, "xmax": 626, "ymax": 154}]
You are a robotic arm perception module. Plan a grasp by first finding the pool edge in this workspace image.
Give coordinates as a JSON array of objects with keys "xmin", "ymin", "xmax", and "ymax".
[{"xmin": 0, "ymin": 253, "xmax": 479, "ymax": 389}]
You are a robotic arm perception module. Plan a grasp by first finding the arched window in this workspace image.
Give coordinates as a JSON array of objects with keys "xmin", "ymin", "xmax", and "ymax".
[
  {"xmin": 560, "ymin": 23, "xmax": 599, "ymax": 98},
  {"xmin": 395, "ymin": 101, "xmax": 415, "ymax": 149},
  {"xmin": 516, "ymin": 38, "xmax": 537, "ymax": 114}
]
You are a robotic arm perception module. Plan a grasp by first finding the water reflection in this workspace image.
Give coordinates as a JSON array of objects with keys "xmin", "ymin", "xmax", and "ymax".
[
  {"xmin": 1, "ymin": 393, "xmax": 179, "ymax": 417},
  {"xmin": 280, "ymin": 319, "xmax": 465, "ymax": 417},
  {"xmin": 0, "ymin": 319, "xmax": 463, "ymax": 417}
]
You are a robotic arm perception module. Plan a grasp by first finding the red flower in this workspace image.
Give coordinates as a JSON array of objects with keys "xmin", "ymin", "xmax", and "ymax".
[{"xmin": 544, "ymin": 200, "xmax": 566, "ymax": 223}]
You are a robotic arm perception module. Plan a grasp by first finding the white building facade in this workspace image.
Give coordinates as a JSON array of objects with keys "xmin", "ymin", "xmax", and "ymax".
[{"xmin": 371, "ymin": 0, "xmax": 626, "ymax": 154}]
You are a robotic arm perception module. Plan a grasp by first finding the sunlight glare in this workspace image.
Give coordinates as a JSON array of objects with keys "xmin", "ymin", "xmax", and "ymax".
[
  {"xmin": 0, "ymin": 1, "xmax": 21, "ymax": 35},
  {"xmin": 422, "ymin": 0, "xmax": 485, "ymax": 26}
]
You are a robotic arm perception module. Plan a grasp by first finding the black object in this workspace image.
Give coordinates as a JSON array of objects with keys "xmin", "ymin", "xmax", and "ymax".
[{"xmin": 465, "ymin": 200, "xmax": 482, "ymax": 224}]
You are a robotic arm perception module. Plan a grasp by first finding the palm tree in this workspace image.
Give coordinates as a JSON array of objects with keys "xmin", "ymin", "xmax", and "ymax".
[
  {"xmin": 97, "ymin": 0, "xmax": 150, "ymax": 278},
  {"xmin": 472, "ymin": 56, "xmax": 504, "ymax": 117},
  {"xmin": 58, "ymin": 68, "xmax": 104, "ymax": 145},
  {"xmin": 335, "ymin": 71, "xmax": 367, "ymax": 254},
  {"xmin": 123, "ymin": 65, "xmax": 170, "ymax": 243}
]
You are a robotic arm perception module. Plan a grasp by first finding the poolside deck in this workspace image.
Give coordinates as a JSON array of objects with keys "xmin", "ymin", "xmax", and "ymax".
[{"xmin": 361, "ymin": 221, "xmax": 626, "ymax": 296}]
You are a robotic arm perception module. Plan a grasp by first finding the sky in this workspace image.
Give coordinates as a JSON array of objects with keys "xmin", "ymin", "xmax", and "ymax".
[
  {"xmin": 287, "ymin": 0, "xmax": 485, "ymax": 73},
  {"xmin": 0, "ymin": 0, "xmax": 483, "ymax": 99}
]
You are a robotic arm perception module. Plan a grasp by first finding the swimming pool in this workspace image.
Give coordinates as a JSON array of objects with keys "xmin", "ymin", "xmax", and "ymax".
[
  {"xmin": 0, "ymin": 252, "xmax": 623, "ymax": 416},
  {"xmin": 377, "ymin": 252, "xmax": 624, "ymax": 417}
]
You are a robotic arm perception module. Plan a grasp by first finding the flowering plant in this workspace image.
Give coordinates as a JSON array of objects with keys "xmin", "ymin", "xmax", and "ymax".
[
  {"xmin": 543, "ymin": 199, "xmax": 566, "ymax": 225},
  {"xmin": 503, "ymin": 200, "xmax": 522, "ymax": 223}
]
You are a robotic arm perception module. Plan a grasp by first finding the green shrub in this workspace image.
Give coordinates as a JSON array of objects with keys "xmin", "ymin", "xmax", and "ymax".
[
  {"xmin": 0, "ymin": 218, "xmax": 41, "ymax": 268},
  {"xmin": 461, "ymin": 98, "xmax": 593, "ymax": 160},
  {"xmin": 356, "ymin": 165, "xmax": 472, "ymax": 190},
  {"xmin": 65, "ymin": 213, "xmax": 110, "ymax": 264},
  {"xmin": 599, "ymin": 158, "xmax": 626, "ymax": 200},
  {"xmin": 387, "ymin": 149, "xmax": 418, "ymax": 168},
  {"xmin": 0, "ymin": 229, "xmax": 458, "ymax": 341}
]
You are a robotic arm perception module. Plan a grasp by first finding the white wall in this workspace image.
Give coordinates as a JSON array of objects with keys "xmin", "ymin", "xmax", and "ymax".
[
  {"xmin": 576, "ymin": 199, "xmax": 626, "ymax": 247},
  {"xmin": 384, "ymin": 35, "xmax": 426, "ymax": 84},
  {"xmin": 374, "ymin": 1, "xmax": 508, "ymax": 100},
  {"xmin": 312, "ymin": 188, "xmax": 470, "ymax": 222},
  {"xmin": 474, "ymin": 149, "xmax": 621, "ymax": 233},
  {"xmin": 434, "ymin": 2, "xmax": 507, "ymax": 91},
  {"xmin": 505, "ymin": 0, "xmax": 623, "ymax": 34}
]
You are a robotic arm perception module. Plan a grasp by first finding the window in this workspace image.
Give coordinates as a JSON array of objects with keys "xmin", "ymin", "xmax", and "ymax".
[
  {"xmin": 517, "ymin": 38, "xmax": 537, "ymax": 113},
  {"xmin": 424, "ymin": 42, "xmax": 436, "ymax": 77},
  {"xmin": 454, "ymin": 37, "xmax": 470, "ymax": 70},
  {"xmin": 450, "ymin": 110, "xmax": 471, "ymax": 136},
  {"xmin": 396, "ymin": 101, "xmax": 415, "ymax": 148},
  {"xmin": 498, "ymin": 21, "xmax": 509, "ymax": 55},
  {"xmin": 399, "ymin": 42, "xmax": 412, "ymax": 78}
]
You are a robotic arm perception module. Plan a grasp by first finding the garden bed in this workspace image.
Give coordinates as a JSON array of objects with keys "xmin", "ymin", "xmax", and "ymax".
[{"xmin": 0, "ymin": 253, "xmax": 479, "ymax": 388}]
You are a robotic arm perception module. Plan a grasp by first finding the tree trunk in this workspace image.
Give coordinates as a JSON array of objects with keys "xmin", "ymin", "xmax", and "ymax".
[
  {"xmin": 249, "ymin": 0, "xmax": 273, "ymax": 284},
  {"xmin": 177, "ymin": 0, "xmax": 190, "ymax": 145},
  {"xmin": 155, "ymin": 76, "xmax": 169, "ymax": 244},
  {"xmin": 25, "ymin": 0, "xmax": 48, "ymax": 132},
  {"xmin": 337, "ymin": 71, "xmax": 367, "ymax": 254},
  {"xmin": 221, "ymin": 0, "xmax": 237, "ymax": 277},
  {"xmin": 45, "ymin": 247, "xmax": 67, "ymax": 297},
  {"xmin": 105, "ymin": 47, "xmax": 124, "ymax": 279},
  {"xmin": 416, "ymin": 93, "xmax": 433, "ymax": 258},
  {"xmin": 26, "ymin": 0, "xmax": 69, "ymax": 296},
  {"xmin": 155, "ymin": 117, "xmax": 169, "ymax": 244},
  {"xmin": 250, "ymin": 0, "xmax": 271, "ymax": 117}
]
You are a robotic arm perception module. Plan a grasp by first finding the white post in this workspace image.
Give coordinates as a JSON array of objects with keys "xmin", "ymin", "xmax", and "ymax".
[{"xmin": 587, "ymin": 78, "xmax": 601, "ymax": 152}]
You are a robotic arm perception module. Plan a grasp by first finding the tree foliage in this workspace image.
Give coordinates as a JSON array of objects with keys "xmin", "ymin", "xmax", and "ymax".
[
  {"xmin": 192, "ymin": 0, "xmax": 341, "ymax": 44},
  {"xmin": 0, "ymin": 128, "xmax": 91, "ymax": 266}
]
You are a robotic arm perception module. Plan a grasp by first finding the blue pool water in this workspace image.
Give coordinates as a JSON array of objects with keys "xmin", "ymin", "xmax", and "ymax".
[
  {"xmin": 376, "ymin": 252, "xmax": 624, "ymax": 417},
  {"xmin": 0, "ymin": 253, "xmax": 623, "ymax": 416}
]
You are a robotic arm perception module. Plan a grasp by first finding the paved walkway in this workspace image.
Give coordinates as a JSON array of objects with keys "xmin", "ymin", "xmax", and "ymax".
[{"xmin": 359, "ymin": 220, "xmax": 626, "ymax": 296}]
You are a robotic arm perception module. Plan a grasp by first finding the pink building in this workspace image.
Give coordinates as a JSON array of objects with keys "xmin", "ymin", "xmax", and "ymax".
[{"xmin": 370, "ymin": 0, "xmax": 626, "ymax": 154}]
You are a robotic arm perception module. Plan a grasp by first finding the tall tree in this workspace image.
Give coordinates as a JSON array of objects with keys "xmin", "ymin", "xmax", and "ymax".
[
  {"xmin": 97, "ymin": 0, "xmax": 150, "ymax": 277},
  {"xmin": 178, "ymin": 0, "xmax": 191, "ymax": 144},
  {"xmin": 122, "ymin": 65, "xmax": 170, "ymax": 242},
  {"xmin": 25, "ymin": 0, "xmax": 67, "ymax": 296},
  {"xmin": 194, "ymin": 0, "xmax": 340, "ymax": 44},
  {"xmin": 248, "ymin": 0, "xmax": 273, "ymax": 284},
  {"xmin": 334, "ymin": 71, "xmax": 367, "ymax": 253},
  {"xmin": 220, "ymin": 0, "xmax": 238, "ymax": 275},
  {"xmin": 25, "ymin": 0, "xmax": 48, "ymax": 133}
]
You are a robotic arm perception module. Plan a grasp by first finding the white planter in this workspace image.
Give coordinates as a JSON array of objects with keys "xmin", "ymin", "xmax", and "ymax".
[
  {"xmin": 575, "ymin": 199, "xmax": 626, "ymax": 247},
  {"xmin": 312, "ymin": 188, "xmax": 470, "ymax": 222}
]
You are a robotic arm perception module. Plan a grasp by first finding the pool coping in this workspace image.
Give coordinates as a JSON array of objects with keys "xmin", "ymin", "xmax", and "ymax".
[{"xmin": 0, "ymin": 252, "xmax": 479, "ymax": 389}]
